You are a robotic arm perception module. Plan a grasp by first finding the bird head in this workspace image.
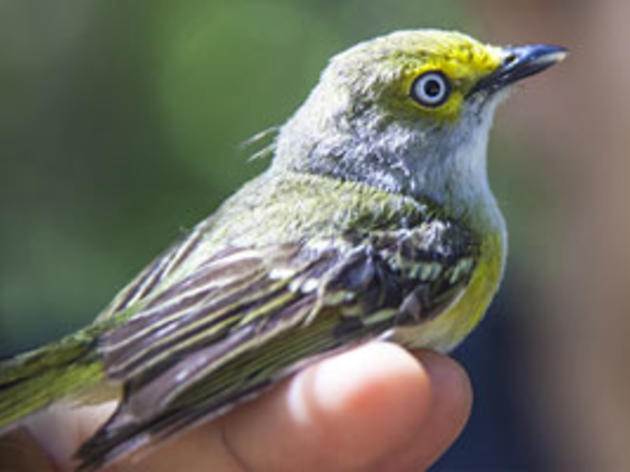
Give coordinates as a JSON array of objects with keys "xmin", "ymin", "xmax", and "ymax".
[{"xmin": 274, "ymin": 29, "xmax": 566, "ymax": 216}]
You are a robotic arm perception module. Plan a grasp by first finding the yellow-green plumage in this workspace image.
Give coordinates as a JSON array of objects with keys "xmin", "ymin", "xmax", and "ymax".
[
  {"xmin": 0, "ymin": 29, "xmax": 565, "ymax": 470},
  {"xmin": 0, "ymin": 339, "xmax": 101, "ymax": 427}
]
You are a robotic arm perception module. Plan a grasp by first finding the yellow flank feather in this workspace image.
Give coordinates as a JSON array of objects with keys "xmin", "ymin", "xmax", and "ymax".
[{"xmin": 394, "ymin": 230, "xmax": 505, "ymax": 352}]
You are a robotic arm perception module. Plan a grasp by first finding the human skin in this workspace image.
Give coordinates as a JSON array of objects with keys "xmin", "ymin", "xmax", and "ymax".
[{"xmin": 0, "ymin": 343, "xmax": 472, "ymax": 471}]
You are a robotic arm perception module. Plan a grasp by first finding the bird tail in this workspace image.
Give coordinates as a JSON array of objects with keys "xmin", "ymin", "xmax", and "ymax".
[{"xmin": 0, "ymin": 328, "xmax": 105, "ymax": 432}]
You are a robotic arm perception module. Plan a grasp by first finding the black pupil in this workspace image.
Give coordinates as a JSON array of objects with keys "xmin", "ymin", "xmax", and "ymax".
[{"xmin": 424, "ymin": 78, "xmax": 442, "ymax": 97}]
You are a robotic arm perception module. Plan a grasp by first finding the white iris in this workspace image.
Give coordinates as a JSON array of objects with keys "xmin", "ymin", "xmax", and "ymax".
[{"xmin": 412, "ymin": 71, "xmax": 449, "ymax": 107}]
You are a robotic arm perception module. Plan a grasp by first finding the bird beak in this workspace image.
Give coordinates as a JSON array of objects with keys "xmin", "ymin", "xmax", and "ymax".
[{"xmin": 469, "ymin": 44, "xmax": 567, "ymax": 96}]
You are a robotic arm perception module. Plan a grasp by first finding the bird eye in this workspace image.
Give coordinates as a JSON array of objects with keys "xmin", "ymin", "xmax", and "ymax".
[{"xmin": 410, "ymin": 71, "xmax": 451, "ymax": 108}]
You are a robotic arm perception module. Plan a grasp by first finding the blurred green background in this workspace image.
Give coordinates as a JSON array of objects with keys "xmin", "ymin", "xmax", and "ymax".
[{"xmin": 1, "ymin": 1, "xmax": 628, "ymax": 469}]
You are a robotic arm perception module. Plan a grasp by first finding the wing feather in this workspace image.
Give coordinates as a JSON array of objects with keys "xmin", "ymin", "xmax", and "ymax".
[{"xmin": 76, "ymin": 219, "xmax": 478, "ymax": 470}]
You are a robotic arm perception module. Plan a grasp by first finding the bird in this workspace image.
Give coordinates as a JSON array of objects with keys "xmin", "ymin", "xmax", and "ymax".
[{"xmin": 0, "ymin": 29, "xmax": 566, "ymax": 470}]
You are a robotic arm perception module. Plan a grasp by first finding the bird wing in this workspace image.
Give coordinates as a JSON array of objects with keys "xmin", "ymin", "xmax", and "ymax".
[{"xmin": 76, "ymin": 218, "xmax": 478, "ymax": 469}]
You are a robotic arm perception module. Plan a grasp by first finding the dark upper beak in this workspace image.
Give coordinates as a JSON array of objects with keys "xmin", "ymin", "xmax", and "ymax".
[{"xmin": 469, "ymin": 44, "xmax": 567, "ymax": 96}]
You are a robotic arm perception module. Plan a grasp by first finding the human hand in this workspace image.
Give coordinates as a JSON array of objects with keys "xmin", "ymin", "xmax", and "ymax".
[{"xmin": 0, "ymin": 342, "xmax": 471, "ymax": 471}]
